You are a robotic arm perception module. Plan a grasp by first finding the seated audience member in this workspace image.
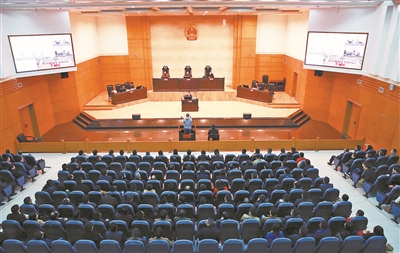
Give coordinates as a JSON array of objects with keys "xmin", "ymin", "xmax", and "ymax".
[
  {"xmin": 32, "ymin": 230, "xmax": 53, "ymax": 248},
  {"xmin": 21, "ymin": 196, "xmax": 38, "ymax": 213},
  {"xmin": 281, "ymin": 208, "xmax": 300, "ymax": 225},
  {"xmin": 254, "ymin": 194, "xmax": 268, "ymax": 208},
  {"xmin": 363, "ymin": 225, "xmax": 385, "ymax": 240},
  {"xmin": 10, "ymin": 164, "xmax": 31, "ymax": 181},
  {"xmin": 362, "ymin": 162, "xmax": 376, "ymax": 184},
  {"xmin": 337, "ymin": 153, "xmax": 355, "ymax": 172},
  {"xmin": 149, "ymin": 227, "xmax": 173, "ymax": 247},
  {"xmin": 312, "ymin": 220, "xmax": 331, "ymax": 244},
  {"xmin": 114, "ymin": 205, "xmax": 134, "ymax": 226},
  {"xmin": 173, "ymin": 209, "xmax": 190, "ymax": 225},
  {"xmin": 240, "ymin": 207, "xmax": 260, "ymax": 224},
  {"xmin": 42, "ymin": 179, "xmax": 57, "ymax": 195},
  {"xmin": 319, "ymin": 176, "xmax": 333, "ymax": 194},
  {"xmin": 266, "ymin": 223, "xmax": 284, "ymax": 247},
  {"xmin": 346, "ymin": 209, "xmax": 364, "ymax": 223},
  {"xmin": 261, "ymin": 206, "xmax": 280, "ymax": 225},
  {"xmin": 289, "ymin": 226, "xmax": 310, "ymax": 247},
  {"xmin": 207, "ymin": 124, "xmax": 219, "ymax": 140},
  {"xmin": 278, "ymin": 168, "xmax": 293, "ymax": 183},
  {"xmin": 72, "ymin": 177, "xmax": 90, "ymax": 194},
  {"xmin": 155, "ymin": 210, "xmax": 173, "ymax": 226},
  {"xmin": 251, "ymin": 148, "xmax": 263, "ymax": 161},
  {"xmin": 184, "ymin": 91, "xmax": 192, "ymax": 100},
  {"xmin": 215, "ymin": 169, "xmax": 228, "ymax": 181},
  {"xmin": 7, "ymin": 204, "xmax": 26, "ymax": 225},
  {"xmin": 278, "ymin": 148, "xmax": 286, "ymax": 160},
  {"xmin": 213, "ymin": 179, "xmax": 228, "ymax": 197},
  {"xmin": 99, "ymin": 169, "xmax": 113, "ymax": 184},
  {"xmin": 49, "ymin": 211, "xmax": 67, "ymax": 227},
  {"xmin": 161, "ymin": 71, "xmax": 170, "ymax": 78},
  {"xmin": 327, "ymin": 148, "xmax": 350, "ymax": 165},
  {"xmin": 182, "ymin": 113, "xmax": 192, "ymax": 134},
  {"xmin": 144, "ymin": 184, "xmax": 156, "ymax": 193},
  {"xmin": 294, "ymin": 191, "xmax": 312, "ymax": 207},
  {"xmin": 127, "ymin": 228, "xmax": 145, "ymax": 244},
  {"xmin": 29, "ymin": 212, "xmax": 45, "ymax": 226},
  {"xmin": 295, "ymin": 152, "xmax": 306, "ymax": 163},
  {"xmin": 197, "ymin": 150, "xmax": 210, "ymax": 163},
  {"xmin": 196, "ymin": 218, "xmax": 220, "ymax": 241},
  {"xmin": 196, "ymin": 166, "xmax": 209, "ymax": 182},
  {"xmin": 390, "ymin": 148, "xmax": 397, "ymax": 155},
  {"xmin": 105, "ymin": 222, "xmax": 125, "ymax": 247},
  {"xmin": 216, "ymin": 211, "xmax": 230, "ymax": 229},
  {"xmin": 2, "ymin": 149, "xmax": 15, "ymax": 162},
  {"xmin": 99, "ymin": 192, "xmax": 118, "ymax": 208},
  {"xmin": 83, "ymin": 221, "xmax": 103, "ymax": 248},
  {"xmin": 125, "ymin": 82, "xmax": 134, "ymax": 89}
]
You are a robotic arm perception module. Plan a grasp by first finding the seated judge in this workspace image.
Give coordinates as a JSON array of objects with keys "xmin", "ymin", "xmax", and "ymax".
[
  {"xmin": 184, "ymin": 91, "xmax": 192, "ymax": 100},
  {"xmin": 184, "ymin": 71, "xmax": 192, "ymax": 78},
  {"xmin": 161, "ymin": 71, "xmax": 170, "ymax": 79},
  {"xmin": 208, "ymin": 124, "xmax": 219, "ymax": 140},
  {"xmin": 183, "ymin": 113, "xmax": 192, "ymax": 134},
  {"xmin": 208, "ymin": 71, "xmax": 214, "ymax": 79},
  {"xmin": 251, "ymin": 80, "xmax": 259, "ymax": 89}
]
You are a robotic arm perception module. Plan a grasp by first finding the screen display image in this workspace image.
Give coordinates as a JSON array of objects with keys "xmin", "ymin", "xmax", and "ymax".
[
  {"xmin": 8, "ymin": 33, "xmax": 76, "ymax": 73},
  {"xmin": 304, "ymin": 32, "xmax": 368, "ymax": 70}
]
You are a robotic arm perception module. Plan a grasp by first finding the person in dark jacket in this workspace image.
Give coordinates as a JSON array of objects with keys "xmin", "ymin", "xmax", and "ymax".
[
  {"xmin": 196, "ymin": 218, "xmax": 220, "ymax": 241},
  {"xmin": 82, "ymin": 221, "xmax": 103, "ymax": 248}
]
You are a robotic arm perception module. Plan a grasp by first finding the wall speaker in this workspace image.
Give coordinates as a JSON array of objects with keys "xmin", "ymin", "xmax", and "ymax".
[
  {"xmin": 132, "ymin": 114, "xmax": 141, "ymax": 120},
  {"xmin": 243, "ymin": 113, "xmax": 252, "ymax": 119},
  {"xmin": 60, "ymin": 72, "xmax": 69, "ymax": 79},
  {"xmin": 314, "ymin": 70, "xmax": 323, "ymax": 77}
]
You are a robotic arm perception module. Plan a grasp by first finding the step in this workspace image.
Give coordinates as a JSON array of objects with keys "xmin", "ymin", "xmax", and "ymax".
[
  {"xmin": 76, "ymin": 115, "xmax": 91, "ymax": 125},
  {"xmin": 296, "ymin": 116, "xmax": 310, "ymax": 126},
  {"xmin": 293, "ymin": 113, "xmax": 307, "ymax": 123},
  {"xmin": 73, "ymin": 118, "xmax": 87, "ymax": 129},
  {"xmin": 288, "ymin": 109, "xmax": 304, "ymax": 119},
  {"xmin": 80, "ymin": 111, "xmax": 96, "ymax": 121}
]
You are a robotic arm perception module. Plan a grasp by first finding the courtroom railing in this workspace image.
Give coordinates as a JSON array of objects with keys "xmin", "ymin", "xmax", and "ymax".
[{"xmin": 15, "ymin": 137, "xmax": 365, "ymax": 154}]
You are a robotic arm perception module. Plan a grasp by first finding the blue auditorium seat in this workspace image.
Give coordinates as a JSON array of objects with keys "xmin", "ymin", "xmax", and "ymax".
[
  {"xmin": 148, "ymin": 239, "xmax": 170, "ymax": 253},
  {"xmin": 292, "ymin": 237, "xmax": 316, "ymax": 253},
  {"xmin": 222, "ymin": 239, "xmax": 245, "ymax": 253},
  {"xmin": 123, "ymin": 240, "xmax": 145, "ymax": 253},
  {"xmin": 270, "ymin": 238, "xmax": 292, "ymax": 253},
  {"xmin": 66, "ymin": 220, "xmax": 85, "ymax": 244},
  {"xmin": 246, "ymin": 238, "xmax": 269, "ymax": 253},
  {"xmin": 175, "ymin": 220, "xmax": 194, "ymax": 240},
  {"xmin": 360, "ymin": 236, "xmax": 387, "ymax": 253},
  {"xmin": 22, "ymin": 220, "xmax": 42, "ymax": 240},
  {"xmin": 43, "ymin": 220, "xmax": 67, "ymax": 240},
  {"xmin": 27, "ymin": 240, "xmax": 51, "ymax": 253},
  {"xmin": 3, "ymin": 239, "xmax": 29, "ymax": 253},
  {"xmin": 283, "ymin": 218, "xmax": 304, "ymax": 237},
  {"xmin": 328, "ymin": 216, "xmax": 346, "ymax": 235},
  {"xmin": 172, "ymin": 239, "xmax": 194, "ymax": 253},
  {"xmin": 338, "ymin": 235, "xmax": 364, "ymax": 253},
  {"xmin": 51, "ymin": 239, "xmax": 77, "ymax": 253},
  {"xmin": 240, "ymin": 219, "xmax": 261, "ymax": 243},
  {"xmin": 99, "ymin": 239, "xmax": 122, "ymax": 253},
  {"xmin": 332, "ymin": 201, "xmax": 352, "ymax": 218},
  {"xmin": 313, "ymin": 201, "xmax": 333, "ymax": 221},
  {"xmin": 75, "ymin": 240, "xmax": 98, "ymax": 253},
  {"xmin": 197, "ymin": 239, "xmax": 219, "ymax": 253},
  {"xmin": 220, "ymin": 219, "xmax": 240, "ymax": 243},
  {"xmin": 296, "ymin": 202, "xmax": 314, "ymax": 222},
  {"xmin": 2, "ymin": 220, "xmax": 26, "ymax": 240},
  {"xmin": 315, "ymin": 236, "xmax": 340, "ymax": 253}
]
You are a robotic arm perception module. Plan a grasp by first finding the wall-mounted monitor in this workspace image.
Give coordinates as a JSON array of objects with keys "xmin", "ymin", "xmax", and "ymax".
[
  {"xmin": 304, "ymin": 32, "xmax": 368, "ymax": 71},
  {"xmin": 8, "ymin": 33, "xmax": 76, "ymax": 73}
]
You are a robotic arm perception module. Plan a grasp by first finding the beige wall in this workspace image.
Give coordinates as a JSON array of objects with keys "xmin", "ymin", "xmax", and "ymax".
[{"xmin": 150, "ymin": 16, "xmax": 234, "ymax": 84}]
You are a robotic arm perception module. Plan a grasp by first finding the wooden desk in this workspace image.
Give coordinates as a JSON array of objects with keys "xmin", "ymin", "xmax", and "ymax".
[
  {"xmin": 181, "ymin": 99, "xmax": 199, "ymax": 112},
  {"xmin": 153, "ymin": 78, "xmax": 224, "ymax": 91},
  {"xmin": 237, "ymin": 86, "xmax": 273, "ymax": 103},
  {"xmin": 110, "ymin": 87, "xmax": 148, "ymax": 105}
]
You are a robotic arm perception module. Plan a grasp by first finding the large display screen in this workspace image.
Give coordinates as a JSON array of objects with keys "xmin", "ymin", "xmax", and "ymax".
[
  {"xmin": 8, "ymin": 33, "xmax": 76, "ymax": 73},
  {"xmin": 304, "ymin": 32, "xmax": 368, "ymax": 70}
]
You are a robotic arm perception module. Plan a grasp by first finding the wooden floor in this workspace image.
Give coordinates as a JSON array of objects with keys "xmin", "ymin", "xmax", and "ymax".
[{"xmin": 41, "ymin": 119, "xmax": 344, "ymax": 142}]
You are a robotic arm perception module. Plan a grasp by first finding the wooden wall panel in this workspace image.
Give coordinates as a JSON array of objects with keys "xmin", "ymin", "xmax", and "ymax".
[
  {"xmin": 255, "ymin": 54, "xmax": 284, "ymax": 81},
  {"xmin": 126, "ymin": 17, "xmax": 153, "ymax": 89},
  {"xmin": 232, "ymin": 16, "xmax": 257, "ymax": 89},
  {"xmin": 282, "ymin": 55, "xmax": 399, "ymax": 150},
  {"xmin": 100, "ymin": 56, "xmax": 131, "ymax": 88}
]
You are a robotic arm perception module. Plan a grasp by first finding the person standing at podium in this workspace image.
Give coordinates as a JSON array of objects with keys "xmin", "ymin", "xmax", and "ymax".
[{"xmin": 183, "ymin": 113, "xmax": 192, "ymax": 134}]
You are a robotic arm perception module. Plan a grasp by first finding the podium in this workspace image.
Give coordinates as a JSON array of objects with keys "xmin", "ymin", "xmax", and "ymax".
[
  {"xmin": 181, "ymin": 98, "xmax": 199, "ymax": 112},
  {"xmin": 179, "ymin": 126, "xmax": 196, "ymax": 141}
]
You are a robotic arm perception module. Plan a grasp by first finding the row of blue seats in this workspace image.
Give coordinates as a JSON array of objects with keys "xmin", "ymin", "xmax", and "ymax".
[{"xmin": 1, "ymin": 235, "xmax": 387, "ymax": 253}]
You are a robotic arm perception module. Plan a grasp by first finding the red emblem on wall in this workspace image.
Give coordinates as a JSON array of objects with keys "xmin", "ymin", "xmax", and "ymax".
[{"xmin": 184, "ymin": 26, "xmax": 198, "ymax": 41}]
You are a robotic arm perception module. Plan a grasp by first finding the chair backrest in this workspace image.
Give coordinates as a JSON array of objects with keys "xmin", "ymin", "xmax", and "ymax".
[
  {"xmin": 99, "ymin": 239, "xmax": 122, "ymax": 253},
  {"xmin": 220, "ymin": 219, "xmax": 239, "ymax": 243},
  {"xmin": 175, "ymin": 220, "xmax": 194, "ymax": 240},
  {"xmin": 240, "ymin": 219, "xmax": 261, "ymax": 243},
  {"xmin": 123, "ymin": 240, "xmax": 145, "ymax": 253},
  {"xmin": 3, "ymin": 239, "xmax": 29, "ymax": 253},
  {"xmin": 292, "ymin": 237, "xmax": 316, "ymax": 253},
  {"xmin": 246, "ymin": 238, "xmax": 269, "ymax": 253},
  {"xmin": 148, "ymin": 239, "xmax": 170, "ymax": 253},
  {"xmin": 270, "ymin": 238, "xmax": 292, "ymax": 253},
  {"xmin": 51, "ymin": 239, "xmax": 77, "ymax": 253},
  {"xmin": 27, "ymin": 240, "xmax": 52, "ymax": 253},
  {"xmin": 328, "ymin": 216, "xmax": 346, "ymax": 235},
  {"xmin": 315, "ymin": 236, "xmax": 340, "ymax": 253},
  {"xmin": 2, "ymin": 220, "xmax": 26, "ymax": 240},
  {"xmin": 360, "ymin": 235, "xmax": 387, "ymax": 253},
  {"xmin": 173, "ymin": 239, "xmax": 194, "ymax": 253},
  {"xmin": 222, "ymin": 239, "xmax": 245, "ymax": 253},
  {"xmin": 339, "ymin": 235, "xmax": 364, "ymax": 253},
  {"xmin": 198, "ymin": 239, "xmax": 219, "ymax": 253},
  {"xmin": 75, "ymin": 240, "xmax": 99, "ymax": 253}
]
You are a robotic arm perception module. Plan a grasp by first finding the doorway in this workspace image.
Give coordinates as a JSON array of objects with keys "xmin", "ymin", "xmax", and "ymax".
[
  {"xmin": 342, "ymin": 100, "xmax": 361, "ymax": 139},
  {"xmin": 291, "ymin": 72, "xmax": 298, "ymax": 97},
  {"xmin": 18, "ymin": 103, "xmax": 40, "ymax": 138}
]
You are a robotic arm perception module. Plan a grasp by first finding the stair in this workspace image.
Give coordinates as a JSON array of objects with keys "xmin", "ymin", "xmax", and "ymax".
[
  {"xmin": 83, "ymin": 104, "xmax": 116, "ymax": 110},
  {"xmin": 288, "ymin": 109, "xmax": 311, "ymax": 127},
  {"xmin": 73, "ymin": 112, "xmax": 95, "ymax": 129}
]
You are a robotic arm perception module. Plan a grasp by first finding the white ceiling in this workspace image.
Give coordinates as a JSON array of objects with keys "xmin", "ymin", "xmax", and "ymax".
[{"xmin": 1, "ymin": 0, "xmax": 390, "ymax": 16}]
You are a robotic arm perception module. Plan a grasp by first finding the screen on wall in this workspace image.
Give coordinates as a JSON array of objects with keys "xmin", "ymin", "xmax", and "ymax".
[
  {"xmin": 8, "ymin": 33, "xmax": 76, "ymax": 73},
  {"xmin": 304, "ymin": 32, "xmax": 368, "ymax": 70}
]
